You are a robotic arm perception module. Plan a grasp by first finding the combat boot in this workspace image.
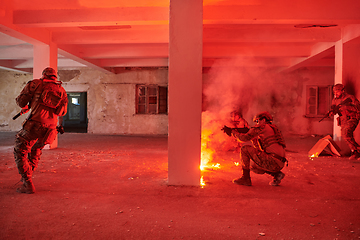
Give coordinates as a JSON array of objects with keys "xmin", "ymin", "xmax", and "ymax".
[
  {"xmin": 233, "ymin": 169, "xmax": 252, "ymax": 186},
  {"xmin": 269, "ymin": 171, "xmax": 285, "ymax": 186},
  {"xmin": 349, "ymin": 150, "xmax": 360, "ymax": 160},
  {"xmin": 17, "ymin": 178, "xmax": 35, "ymax": 194}
]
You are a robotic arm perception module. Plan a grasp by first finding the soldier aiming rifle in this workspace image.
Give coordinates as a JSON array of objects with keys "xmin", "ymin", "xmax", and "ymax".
[
  {"xmin": 318, "ymin": 97, "xmax": 352, "ymax": 122},
  {"xmin": 324, "ymin": 84, "xmax": 360, "ymax": 159},
  {"xmin": 222, "ymin": 111, "xmax": 287, "ymax": 186}
]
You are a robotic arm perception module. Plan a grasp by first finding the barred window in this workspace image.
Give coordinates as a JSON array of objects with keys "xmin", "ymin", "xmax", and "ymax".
[
  {"xmin": 305, "ymin": 85, "xmax": 332, "ymax": 117},
  {"xmin": 136, "ymin": 85, "xmax": 168, "ymax": 114}
]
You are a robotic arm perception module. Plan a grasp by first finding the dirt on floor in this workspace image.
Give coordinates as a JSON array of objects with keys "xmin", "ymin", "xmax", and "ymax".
[{"xmin": 0, "ymin": 132, "xmax": 359, "ymax": 240}]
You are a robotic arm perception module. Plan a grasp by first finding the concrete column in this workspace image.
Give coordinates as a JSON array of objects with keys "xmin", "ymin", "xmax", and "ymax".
[
  {"xmin": 333, "ymin": 40, "xmax": 343, "ymax": 144},
  {"xmin": 33, "ymin": 42, "xmax": 59, "ymax": 149},
  {"xmin": 168, "ymin": 0, "xmax": 203, "ymax": 185},
  {"xmin": 342, "ymin": 36, "xmax": 360, "ymax": 151},
  {"xmin": 33, "ymin": 42, "xmax": 58, "ymax": 78}
]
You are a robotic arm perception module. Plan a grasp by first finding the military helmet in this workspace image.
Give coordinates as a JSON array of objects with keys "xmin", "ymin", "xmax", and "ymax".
[
  {"xmin": 333, "ymin": 83, "xmax": 345, "ymax": 91},
  {"xmin": 253, "ymin": 111, "xmax": 273, "ymax": 123},
  {"xmin": 42, "ymin": 67, "xmax": 57, "ymax": 79}
]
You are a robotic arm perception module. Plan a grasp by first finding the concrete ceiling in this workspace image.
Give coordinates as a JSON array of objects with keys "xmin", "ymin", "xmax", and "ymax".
[{"xmin": 1, "ymin": 0, "xmax": 360, "ymax": 74}]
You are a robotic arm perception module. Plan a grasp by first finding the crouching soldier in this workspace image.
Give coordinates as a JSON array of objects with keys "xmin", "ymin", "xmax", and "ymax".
[
  {"xmin": 222, "ymin": 111, "xmax": 287, "ymax": 186},
  {"xmin": 14, "ymin": 67, "xmax": 68, "ymax": 194}
]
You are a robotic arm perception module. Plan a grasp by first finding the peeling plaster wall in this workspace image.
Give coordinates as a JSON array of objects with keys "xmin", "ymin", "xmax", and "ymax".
[
  {"xmin": 1, "ymin": 67, "xmax": 334, "ymax": 136},
  {"xmin": 343, "ymin": 41, "xmax": 360, "ymax": 144},
  {"xmin": 62, "ymin": 68, "xmax": 169, "ymax": 135},
  {"xmin": 0, "ymin": 71, "xmax": 33, "ymax": 132},
  {"xmin": 286, "ymin": 67, "xmax": 335, "ymax": 136},
  {"xmin": 0, "ymin": 68, "xmax": 168, "ymax": 135},
  {"xmin": 202, "ymin": 66, "xmax": 334, "ymax": 137}
]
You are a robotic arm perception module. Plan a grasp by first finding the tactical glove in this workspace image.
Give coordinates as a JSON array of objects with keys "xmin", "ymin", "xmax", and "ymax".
[{"xmin": 221, "ymin": 125, "xmax": 232, "ymax": 136}]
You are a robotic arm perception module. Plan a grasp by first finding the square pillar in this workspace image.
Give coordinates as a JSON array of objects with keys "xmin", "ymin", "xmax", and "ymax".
[
  {"xmin": 333, "ymin": 40, "xmax": 343, "ymax": 144},
  {"xmin": 342, "ymin": 34, "xmax": 360, "ymax": 151},
  {"xmin": 33, "ymin": 42, "xmax": 59, "ymax": 149},
  {"xmin": 168, "ymin": 0, "xmax": 203, "ymax": 185}
]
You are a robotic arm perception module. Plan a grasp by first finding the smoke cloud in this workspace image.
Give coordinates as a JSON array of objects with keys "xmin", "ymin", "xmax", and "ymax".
[{"xmin": 201, "ymin": 57, "xmax": 300, "ymax": 154}]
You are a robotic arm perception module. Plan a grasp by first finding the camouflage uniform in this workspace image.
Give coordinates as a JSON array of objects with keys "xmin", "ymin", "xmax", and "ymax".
[
  {"xmin": 14, "ymin": 67, "xmax": 68, "ymax": 194},
  {"xmin": 231, "ymin": 111, "xmax": 287, "ymax": 186},
  {"xmin": 234, "ymin": 124, "xmax": 286, "ymax": 173},
  {"xmin": 332, "ymin": 86, "xmax": 360, "ymax": 157}
]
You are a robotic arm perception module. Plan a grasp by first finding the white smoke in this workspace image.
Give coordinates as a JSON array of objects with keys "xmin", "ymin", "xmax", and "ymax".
[{"xmin": 201, "ymin": 57, "xmax": 297, "ymax": 154}]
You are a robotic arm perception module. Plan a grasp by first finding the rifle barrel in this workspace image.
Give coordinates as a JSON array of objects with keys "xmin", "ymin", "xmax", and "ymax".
[{"xmin": 12, "ymin": 112, "xmax": 21, "ymax": 120}]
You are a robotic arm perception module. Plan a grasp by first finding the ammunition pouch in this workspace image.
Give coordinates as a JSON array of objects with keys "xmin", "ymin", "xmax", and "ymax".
[
  {"xmin": 23, "ymin": 119, "xmax": 36, "ymax": 132},
  {"xmin": 269, "ymin": 153, "xmax": 288, "ymax": 166},
  {"xmin": 22, "ymin": 119, "xmax": 57, "ymax": 145},
  {"xmin": 43, "ymin": 128, "xmax": 58, "ymax": 145}
]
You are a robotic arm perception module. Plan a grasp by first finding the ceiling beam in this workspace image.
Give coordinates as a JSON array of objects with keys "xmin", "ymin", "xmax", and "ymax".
[
  {"xmin": 100, "ymin": 58, "xmax": 168, "ymax": 67},
  {"xmin": 342, "ymin": 24, "xmax": 360, "ymax": 43},
  {"xmin": 61, "ymin": 43, "xmax": 169, "ymax": 59},
  {"xmin": 203, "ymin": 1, "xmax": 360, "ymax": 24},
  {"xmin": 281, "ymin": 42, "xmax": 335, "ymax": 73},
  {"xmin": 13, "ymin": 7, "xmax": 169, "ymax": 27},
  {"xmin": 52, "ymin": 26, "xmax": 169, "ymax": 44},
  {"xmin": 203, "ymin": 43, "xmax": 312, "ymax": 58},
  {"xmin": 203, "ymin": 25, "xmax": 341, "ymax": 43},
  {"xmin": 58, "ymin": 49, "xmax": 112, "ymax": 74}
]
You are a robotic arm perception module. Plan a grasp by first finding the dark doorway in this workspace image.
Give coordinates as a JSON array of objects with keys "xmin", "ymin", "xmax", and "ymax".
[{"xmin": 63, "ymin": 92, "xmax": 88, "ymax": 133}]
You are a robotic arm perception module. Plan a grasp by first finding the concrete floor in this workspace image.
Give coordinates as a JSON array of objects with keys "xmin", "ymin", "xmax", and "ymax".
[{"xmin": 0, "ymin": 132, "xmax": 360, "ymax": 240}]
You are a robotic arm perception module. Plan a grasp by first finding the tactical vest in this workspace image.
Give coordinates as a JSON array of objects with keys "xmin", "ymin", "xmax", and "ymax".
[
  {"xmin": 30, "ymin": 79, "xmax": 67, "ymax": 116},
  {"xmin": 259, "ymin": 124, "xmax": 286, "ymax": 149}
]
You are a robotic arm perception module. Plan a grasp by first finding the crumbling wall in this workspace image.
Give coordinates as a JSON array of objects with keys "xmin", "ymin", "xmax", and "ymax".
[
  {"xmin": 202, "ymin": 65, "xmax": 334, "ymax": 138},
  {"xmin": 62, "ymin": 68, "xmax": 168, "ymax": 135},
  {"xmin": 0, "ymin": 66, "xmax": 335, "ymax": 136},
  {"xmin": 0, "ymin": 68, "xmax": 168, "ymax": 135},
  {"xmin": 343, "ymin": 40, "xmax": 360, "ymax": 146},
  {"xmin": 0, "ymin": 71, "xmax": 33, "ymax": 132}
]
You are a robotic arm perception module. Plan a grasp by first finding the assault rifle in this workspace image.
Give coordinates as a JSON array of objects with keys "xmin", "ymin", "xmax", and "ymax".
[
  {"xmin": 221, "ymin": 125, "xmax": 249, "ymax": 136},
  {"xmin": 12, "ymin": 112, "xmax": 23, "ymax": 120},
  {"xmin": 12, "ymin": 111, "xmax": 65, "ymax": 134},
  {"xmin": 319, "ymin": 97, "xmax": 352, "ymax": 122}
]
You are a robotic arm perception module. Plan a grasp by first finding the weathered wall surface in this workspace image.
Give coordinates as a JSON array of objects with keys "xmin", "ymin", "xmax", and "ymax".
[
  {"xmin": 202, "ymin": 66, "xmax": 334, "ymax": 137},
  {"xmin": 63, "ymin": 68, "xmax": 169, "ymax": 135},
  {"xmin": 343, "ymin": 40, "xmax": 360, "ymax": 146},
  {"xmin": 286, "ymin": 67, "xmax": 335, "ymax": 136},
  {"xmin": 0, "ymin": 68, "xmax": 169, "ymax": 135},
  {"xmin": 0, "ymin": 71, "xmax": 33, "ymax": 132},
  {"xmin": 0, "ymin": 66, "xmax": 334, "ymax": 136}
]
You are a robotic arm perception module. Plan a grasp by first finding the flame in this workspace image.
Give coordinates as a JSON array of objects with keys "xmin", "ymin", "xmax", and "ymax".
[
  {"xmin": 309, "ymin": 153, "xmax": 319, "ymax": 160},
  {"xmin": 200, "ymin": 129, "xmax": 221, "ymax": 170},
  {"xmin": 200, "ymin": 176, "xmax": 206, "ymax": 187},
  {"xmin": 200, "ymin": 128, "xmax": 223, "ymax": 187},
  {"xmin": 201, "ymin": 129, "xmax": 214, "ymax": 168}
]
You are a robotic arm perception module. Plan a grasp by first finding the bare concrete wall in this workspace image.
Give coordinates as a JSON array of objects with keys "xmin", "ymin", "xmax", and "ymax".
[
  {"xmin": 0, "ymin": 66, "xmax": 334, "ymax": 136},
  {"xmin": 202, "ymin": 66, "xmax": 334, "ymax": 137},
  {"xmin": 289, "ymin": 67, "xmax": 335, "ymax": 136},
  {"xmin": 0, "ymin": 68, "xmax": 169, "ymax": 135},
  {"xmin": 62, "ymin": 68, "xmax": 169, "ymax": 135},
  {"xmin": 0, "ymin": 71, "xmax": 33, "ymax": 132},
  {"xmin": 343, "ymin": 40, "xmax": 360, "ymax": 146}
]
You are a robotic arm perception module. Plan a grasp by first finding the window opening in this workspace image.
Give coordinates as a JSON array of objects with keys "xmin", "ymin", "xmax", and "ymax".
[
  {"xmin": 136, "ymin": 85, "xmax": 168, "ymax": 114},
  {"xmin": 305, "ymin": 85, "xmax": 332, "ymax": 117}
]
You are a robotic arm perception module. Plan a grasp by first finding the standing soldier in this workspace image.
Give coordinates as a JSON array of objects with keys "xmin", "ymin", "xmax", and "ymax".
[
  {"xmin": 331, "ymin": 84, "xmax": 360, "ymax": 159},
  {"xmin": 222, "ymin": 111, "xmax": 287, "ymax": 186},
  {"xmin": 14, "ymin": 67, "xmax": 68, "ymax": 194}
]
